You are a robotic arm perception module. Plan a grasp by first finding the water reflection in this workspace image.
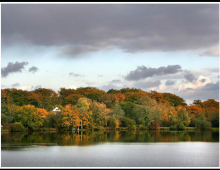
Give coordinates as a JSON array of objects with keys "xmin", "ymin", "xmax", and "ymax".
[{"xmin": 1, "ymin": 130, "xmax": 219, "ymax": 149}]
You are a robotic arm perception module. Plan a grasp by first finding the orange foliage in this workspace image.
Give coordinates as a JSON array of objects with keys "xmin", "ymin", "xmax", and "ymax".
[
  {"xmin": 28, "ymin": 92, "xmax": 42, "ymax": 102},
  {"xmin": 112, "ymin": 93, "xmax": 125, "ymax": 103},
  {"xmin": 124, "ymin": 91, "xmax": 149, "ymax": 102},
  {"xmin": 37, "ymin": 108, "xmax": 48, "ymax": 118},
  {"xmin": 61, "ymin": 105, "xmax": 81, "ymax": 128},
  {"xmin": 150, "ymin": 90, "xmax": 164, "ymax": 103}
]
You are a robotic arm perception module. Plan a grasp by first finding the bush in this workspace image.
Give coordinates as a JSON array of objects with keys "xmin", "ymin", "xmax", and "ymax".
[
  {"xmin": 203, "ymin": 121, "xmax": 212, "ymax": 130},
  {"xmin": 107, "ymin": 118, "xmax": 116, "ymax": 128},
  {"xmin": 169, "ymin": 125, "xmax": 178, "ymax": 130},
  {"xmin": 94, "ymin": 125, "xmax": 105, "ymax": 131},
  {"xmin": 178, "ymin": 122, "xmax": 186, "ymax": 130},
  {"xmin": 120, "ymin": 117, "xmax": 136, "ymax": 129},
  {"xmin": 138, "ymin": 124, "xmax": 146, "ymax": 130},
  {"xmin": 147, "ymin": 121, "xmax": 160, "ymax": 130},
  {"xmin": 11, "ymin": 122, "xmax": 25, "ymax": 132},
  {"xmin": 198, "ymin": 120, "xmax": 212, "ymax": 130},
  {"xmin": 131, "ymin": 125, "xmax": 136, "ymax": 130},
  {"xmin": 118, "ymin": 127, "xmax": 128, "ymax": 130},
  {"xmin": 194, "ymin": 116, "xmax": 212, "ymax": 130}
]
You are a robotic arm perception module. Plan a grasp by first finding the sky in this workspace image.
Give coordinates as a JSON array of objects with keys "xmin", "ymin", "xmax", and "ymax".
[{"xmin": 1, "ymin": 3, "xmax": 219, "ymax": 104}]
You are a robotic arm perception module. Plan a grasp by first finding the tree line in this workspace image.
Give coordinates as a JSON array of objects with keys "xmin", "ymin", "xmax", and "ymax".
[{"xmin": 1, "ymin": 87, "xmax": 219, "ymax": 132}]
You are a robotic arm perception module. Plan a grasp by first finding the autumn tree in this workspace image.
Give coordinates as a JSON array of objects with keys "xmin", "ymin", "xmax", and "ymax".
[
  {"xmin": 162, "ymin": 93, "xmax": 187, "ymax": 106},
  {"xmin": 61, "ymin": 105, "xmax": 81, "ymax": 130},
  {"xmin": 76, "ymin": 87, "xmax": 107, "ymax": 103},
  {"xmin": 14, "ymin": 105, "xmax": 44, "ymax": 130},
  {"xmin": 193, "ymin": 100, "xmax": 202, "ymax": 106},
  {"xmin": 64, "ymin": 94, "xmax": 83, "ymax": 106},
  {"xmin": 1, "ymin": 86, "xmax": 219, "ymax": 131},
  {"xmin": 90, "ymin": 100, "xmax": 111, "ymax": 129},
  {"xmin": 37, "ymin": 108, "xmax": 49, "ymax": 118},
  {"xmin": 7, "ymin": 89, "xmax": 29, "ymax": 106},
  {"xmin": 34, "ymin": 88, "xmax": 58, "ymax": 110},
  {"xmin": 77, "ymin": 98, "xmax": 92, "ymax": 129},
  {"xmin": 150, "ymin": 90, "xmax": 164, "ymax": 103}
]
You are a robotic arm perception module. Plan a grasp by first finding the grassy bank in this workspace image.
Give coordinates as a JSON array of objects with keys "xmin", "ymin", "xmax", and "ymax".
[
  {"xmin": 211, "ymin": 127, "xmax": 219, "ymax": 131},
  {"xmin": 160, "ymin": 127, "xmax": 218, "ymax": 131},
  {"xmin": 2, "ymin": 127, "xmax": 219, "ymax": 133}
]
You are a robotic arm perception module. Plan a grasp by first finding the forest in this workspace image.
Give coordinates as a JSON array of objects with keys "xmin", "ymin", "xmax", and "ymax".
[{"xmin": 1, "ymin": 87, "xmax": 219, "ymax": 132}]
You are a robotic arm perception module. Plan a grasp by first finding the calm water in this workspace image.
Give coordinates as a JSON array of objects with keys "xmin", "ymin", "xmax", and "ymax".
[{"xmin": 1, "ymin": 130, "xmax": 219, "ymax": 167}]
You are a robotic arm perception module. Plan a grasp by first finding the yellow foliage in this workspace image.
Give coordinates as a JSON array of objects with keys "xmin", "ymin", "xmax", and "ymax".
[{"xmin": 37, "ymin": 108, "xmax": 48, "ymax": 118}]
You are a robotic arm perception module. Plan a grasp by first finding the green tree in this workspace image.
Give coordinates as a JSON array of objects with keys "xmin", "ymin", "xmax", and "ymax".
[
  {"xmin": 11, "ymin": 122, "xmax": 25, "ymax": 132},
  {"xmin": 119, "ymin": 101, "xmax": 135, "ymax": 118},
  {"xmin": 169, "ymin": 106, "xmax": 191, "ymax": 130},
  {"xmin": 147, "ymin": 107, "xmax": 162, "ymax": 130},
  {"xmin": 120, "ymin": 117, "xmax": 136, "ymax": 129},
  {"xmin": 162, "ymin": 93, "xmax": 187, "ymax": 106},
  {"xmin": 1, "ymin": 113, "xmax": 9, "ymax": 127},
  {"xmin": 132, "ymin": 105, "xmax": 148, "ymax": 126},
  {"xmin": 194, "ymin": 115, "xmax": 212, "ymax": 130},
  {"xmin": 177, "ymin": 108, "xmax": 191, "ymax": 130},
  {"xmin": 14, "ymin": 105, "xmax": 44, "ymax": 130},
  {"xmin": 77, "ymin": 98, "xmax": 92, "ymax": 129},
  {"xmin": 112, "ymin": 104, "xmax": 124, "ymax": 119},
  {"xmin": 34, "ymin": 88, "xmax": 58, "ymax": 110}
]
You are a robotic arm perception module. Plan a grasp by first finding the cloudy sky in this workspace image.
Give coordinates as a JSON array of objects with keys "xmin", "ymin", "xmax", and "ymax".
[{"xmin": 1, "ymin": 4, "xmax": 219, "ymax": 104}]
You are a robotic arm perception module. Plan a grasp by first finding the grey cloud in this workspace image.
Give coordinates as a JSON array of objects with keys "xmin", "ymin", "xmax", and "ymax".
[
  {"xmin": 178, "ymin": 81, "xmax": 219, "ymax": 101},
  {"xmin": 200, "ymin": 79, "xmax": 206, "ymax": 83},
  {"xmin": 100, "ymin": 79, "xmax": 125, "ymax": 91},
  {"xmin": 186, "ymin": 87, "xmax": 193, "ymax": 90},
  {"xmin": 111, "ymin": 79, "xmax": 121, "ymax": 83},
  {"xmin": 200, "ymin": 47, "xmax": 219, "ymax": 57},
  {"xmin": 150, "ymin": 72, "xmax": 186, "ymax": 81},
  {"xmin": 98, "ymin": 75, "xmax": 103, "ymax": 77},
  {"xmin": 125, "ymin": 65, "xmax": 182, "ymax": 81},
  {"xmin": 134, "ymin": 80, "xmax": 161, "ymax": 89},
  {"xmin": 69, "ymin": 72, "xmax": 85, "ymax": 77},
  {"xmin": 100, "ymin": 84, "xmax": 122, "ymax": 92},
  {"xmin": 29, "ymin": 66, "xmax": 39, "ymax": 74},
  {"xmin": 184, "ymin": 72, "xmax": 197, "ymax": 82},
  {"xmin": 204, "ymin": 67, "xmax": 219, "ymax": 73},
  {"xmin": 61, "ymin": 44, "xmax": 114, "ymax": 56},
  {"xmin": 2, "ymin": 4, "xmax": 219, "ymax": 56},
  {"xmin": 12, "ymin": 83, "xmax": 20, "ymax": 88},
  {"xmin": 165, "ymin": 80, "xmax": 176, "ymax": 86},
  {"xmin": 202, "ymin": 81, "xmax": 219, "ymax": 91},
  {"xmin": 1, "ymin": 61, "xmax": 28, "ymax": 78}
]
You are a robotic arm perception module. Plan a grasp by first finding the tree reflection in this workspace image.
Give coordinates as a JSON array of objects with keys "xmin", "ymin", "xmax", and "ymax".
[{"xmin": 1, "ymin": 130, "xmax": 219, "ymax": 149}]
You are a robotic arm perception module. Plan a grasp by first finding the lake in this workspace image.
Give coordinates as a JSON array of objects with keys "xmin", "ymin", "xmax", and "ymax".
[{"xmin": 1, "ymin": 130, "xmax": 219, "ymax": 167}]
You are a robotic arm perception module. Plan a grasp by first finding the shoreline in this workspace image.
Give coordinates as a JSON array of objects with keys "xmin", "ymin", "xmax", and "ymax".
[{"xmin": 2, "ymin": 127, "xmax": 219, "ymax": 134}]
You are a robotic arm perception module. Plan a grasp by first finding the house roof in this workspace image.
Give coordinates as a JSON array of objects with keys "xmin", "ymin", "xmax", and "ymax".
[{"xmin": 53, "ymin": 107, "xmax": 61, "ymax": 112}]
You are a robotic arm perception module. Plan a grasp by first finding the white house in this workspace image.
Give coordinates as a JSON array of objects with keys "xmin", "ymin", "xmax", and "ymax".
[{"xmin": 52, "ymin": 107, "xmax": 61, "ymax": 115}]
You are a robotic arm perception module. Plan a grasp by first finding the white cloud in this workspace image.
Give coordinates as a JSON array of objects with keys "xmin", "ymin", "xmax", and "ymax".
[
  {"xmin": 16, "ymin": 84, "xmax": 34, "ymax": 91},
  {"xmin": 178, "ymin": 75, "xmax": 211, "ymax": 92},
  {"xmin": 67, "ymin": 85, "xmax": 77, "ymax": 89}
]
